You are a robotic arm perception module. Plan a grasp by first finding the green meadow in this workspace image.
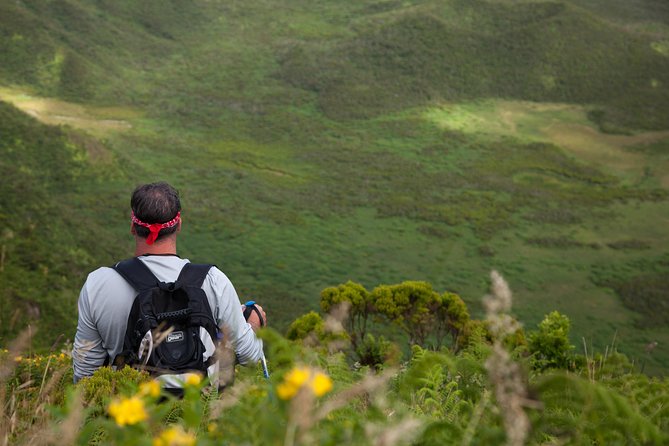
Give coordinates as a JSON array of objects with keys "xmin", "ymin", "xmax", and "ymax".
[{"xmin": 1, "ymin": 0, "xmax": 668, "ymax": 375}]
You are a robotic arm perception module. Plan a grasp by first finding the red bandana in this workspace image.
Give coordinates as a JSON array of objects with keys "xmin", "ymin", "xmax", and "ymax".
[{"xmin": 131, "ymin": 211, "xmax": 181, "ymax": 245}]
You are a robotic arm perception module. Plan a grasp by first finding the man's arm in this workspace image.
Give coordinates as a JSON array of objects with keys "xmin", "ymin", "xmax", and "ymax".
[
  {"xmin": 209, "ymin": 269, "xmax": 265, "ymax": 365},
  {"xmin": 72, "ymin": 282, "xmax": 108, "ymax": 382}
]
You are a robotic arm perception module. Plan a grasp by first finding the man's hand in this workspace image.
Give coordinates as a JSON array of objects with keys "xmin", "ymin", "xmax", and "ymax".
[{"xmin": 241, "ymin": 303, "xmax": 267, "ymax": 331}]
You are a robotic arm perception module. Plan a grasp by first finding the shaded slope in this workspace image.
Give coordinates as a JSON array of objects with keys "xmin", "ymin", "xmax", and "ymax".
[
  {"xmin": 278, "ymin": 0, "xmax": 669, "ymax": 130},
  {"xmin": 0, "ymin": 101, "xmax": 126, "ymax": 347},
  {"xmin": 0, "ymin": 0, "xmax": 212, "ymax": 102}
]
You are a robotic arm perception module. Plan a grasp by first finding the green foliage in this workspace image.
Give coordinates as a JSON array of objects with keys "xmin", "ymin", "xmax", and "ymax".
[
  {"xmin": 78, "ymin": 366, "xmax": 150, "ymax": 410},
  {"xmin": 279, "ymin": 0, "xmax": 669, "ymax": 130},
  {"xmin": 320, "ymin": 281, "xmax": 372, "ymax": 346},
  {"xmin": 372, "ymin": 281, "xmax": 470, "ymax": 349},
  {"xmin": 9, "ymin": 353, "xmax": 73, "ymax": 399},
  {"xmin": 2, "ymin": 309, "xmax": 669, "ymax": 445},
  {"xmin": 0, "ymin": 2, "xmax": 668, "ymax": 443},
  {"xmin": 0, "ymin": 0, "xmax": 668, "ymax": 374},
  {"xmin": 605, "ymin": 373, "xmax": 669, "ymax": 434},
  {"xmin": 286, "ymin": 311, "xmax": 326, "ymax": 341},
  {"xmin": 533, "ymin": 373, "xmax": 667, "ymax": 445},
  {"xmin": 0, "ymin": 0, "xmax": 217, "ymax": 102},
  {"xmin": 372, "ymin": 281, "xmax": 442, "ymax": 345},
  {"xmin": 437, "ymin": 292, "xmax": 471, "ymax": 350},
  {"xmin": 459, "ymin": 319, "xmax": 493, "ymax": 353},
  {"xmin": 615, "ymin": 274, "xmax": 669, "ymax": 328},
  {"xmin": 528, "ymin": 311, "xmax": 576, "ymax": 371},
  {"xmin": 0, "ymin": 101, "xmax": 120, "ymax": 348},
  {"xmin": 591, "ymin": 255, "xmax": 669, "ymax": 328},
  {"xmin": 353, "ymin": 333, "xmax": 399, "ymax": 370}
]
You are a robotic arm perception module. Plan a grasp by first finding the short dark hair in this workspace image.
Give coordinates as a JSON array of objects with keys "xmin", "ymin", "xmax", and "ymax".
[{"xmin": 131, "ymin": 182, "xmax": 181, "ymax": 241}]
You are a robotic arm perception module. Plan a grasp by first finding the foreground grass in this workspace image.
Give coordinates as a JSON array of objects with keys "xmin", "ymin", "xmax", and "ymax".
[{"xmin": 2, "ymin": 287, "xmax": 669, "ymax": 446}]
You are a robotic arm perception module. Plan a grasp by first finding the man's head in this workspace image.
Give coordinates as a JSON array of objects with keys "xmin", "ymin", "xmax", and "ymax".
[{"xmin": 130, "ymin": 182, "xmax": 181, "ymax": 245}]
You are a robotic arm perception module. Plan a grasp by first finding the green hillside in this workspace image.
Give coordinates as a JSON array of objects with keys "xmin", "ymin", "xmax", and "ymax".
[
  {"xmin": 0, "ymin": 0, "xmax": 668, "ymax": 374},
  {"xmin": 279, "ymin": 0, "xmax": 669, "ymax": 129},
  {"xmin": 0, "ymin": 100, "xmax": 127, "ymax": 346}
]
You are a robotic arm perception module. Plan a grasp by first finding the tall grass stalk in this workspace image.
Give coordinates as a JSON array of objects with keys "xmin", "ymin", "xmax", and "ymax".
[{"xmin": 483, "ymin": 270, "xmax": 531, "ymax": 446}]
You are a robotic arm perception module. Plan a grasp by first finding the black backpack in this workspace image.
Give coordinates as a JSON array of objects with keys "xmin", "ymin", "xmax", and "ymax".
[{"xmin": 112, "ymin": 257, "xmax": 219, "ymax": 380}]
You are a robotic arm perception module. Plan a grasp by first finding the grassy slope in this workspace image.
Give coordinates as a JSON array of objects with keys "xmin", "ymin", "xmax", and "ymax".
[
  {"xmin": 0, "ymin": 100, "xmax": 132, "ymax": 347},
  {"xmin": 0, "ymin": 0, "xmax": 668, "ymax": 373},
  {"xmin": 277, "ymin": 0, "xmax": 669, "ymax": 130}
]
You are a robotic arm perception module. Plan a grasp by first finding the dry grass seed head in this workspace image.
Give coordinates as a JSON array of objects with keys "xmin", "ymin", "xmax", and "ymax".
[
  {"xmin": 1, "ymin": 329, "xmax": 34, "ymax": 445},
  {"xmin": 324, "ymin": 302, "xmax": 350, "ymax": 335},
  {"xmin": 484, "ymin": 271, "xmax": 521, "ymax": 338},
  {"xmin": 213, "ymin": 325, "xmax": 237, "ymax": 389},
  {"xmin": 482, "ymin": 271, "xmax": 531, "ymax": 446},
  {"xmin": 0, "ymin": 329, "xmax": 32, "ymax": 381},
  {"xmin": 290, "ymin": 386, "xmax": 317, "ymax": 445}
]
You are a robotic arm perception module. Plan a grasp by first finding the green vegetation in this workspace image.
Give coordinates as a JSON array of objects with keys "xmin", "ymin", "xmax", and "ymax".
[
  {"xmin": 0, "ymin": 101, "xmax": 125, "ymax": 347},
  {"xmin": 3, "ymin": 274, "xmax": 669, "ymax": 445},
  {"xmin": 0, "ymin": 0, "xmax": 668, "ymax": 380},
  {"xmin": 278, "ymin": 0, "xmax": 669, "ymax": 130}
]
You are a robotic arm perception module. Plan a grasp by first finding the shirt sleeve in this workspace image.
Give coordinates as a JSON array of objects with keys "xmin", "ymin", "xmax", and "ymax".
[
  {"xmin": 208, "ymin": 268, "xmax": 264, "ymax": 365},
  {"xmin": 71, "ymin": 279, "xmax": 108, "ymax": 382}
]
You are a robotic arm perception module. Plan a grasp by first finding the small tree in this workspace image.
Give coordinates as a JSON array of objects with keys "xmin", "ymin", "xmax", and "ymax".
[
  {"xmin": 286, "ymin": 311, "xmax": 326, "ymax": 342},
  {"xmin": 320, "ymin": 281, "xmax": 371, "ymax": 348},
  {"xmin": 528, "ymin": 311, "xmax": 575, "ymax": 371},
  {"xmin": 435, "ymin": 291, "xmax": 470, "ymax": 350},
  {"xmin": 371, "ymin": 281, "xmax": 441, "ymax": 346}
]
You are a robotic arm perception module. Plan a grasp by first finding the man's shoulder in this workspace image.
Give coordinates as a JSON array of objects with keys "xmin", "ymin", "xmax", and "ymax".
[
  {"xmin": 87, "ymin": 265, "xmax": 121, "ymax": 283},
  {"xmin": 86, "ymin": 264, "xmax": 133, "ymax": 288},
  {"xmin": 197, "ymin": 264, "xmax": 234, "ymax": 291},
  {"xmin": 204, "ymin": 264, "xmax": 231, "ymax": 281},
  {"xmin": 82, "ymin": 265, "xmax": 134, "ymax": 301}
]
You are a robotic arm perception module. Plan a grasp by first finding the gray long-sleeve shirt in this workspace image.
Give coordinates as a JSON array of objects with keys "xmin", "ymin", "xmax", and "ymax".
[{"xmin": 72, "ymin": 255, "xmax": 263, "ymax": 382}]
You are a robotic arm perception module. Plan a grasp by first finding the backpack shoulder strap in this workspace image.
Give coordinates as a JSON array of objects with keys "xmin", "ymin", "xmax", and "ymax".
[
  {"xmin": 177, "ymin": 263, "xmax": 213, "ymax": 288},
  {"xmin": 112, "ymin": 257, "xmax": 159, "ymax": 291}
]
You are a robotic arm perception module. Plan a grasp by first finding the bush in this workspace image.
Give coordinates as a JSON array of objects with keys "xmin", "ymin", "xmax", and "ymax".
[
  {"xmin": 354, "ymin": 334, "xmax": 399, "ymax": 370},
  {"xmin": 528, "ymin": 311, "xmax": 575, "ymax": 371},
  {"xmin": 286, "ymin": 311, "xmax": 326, "ymax": 342}
]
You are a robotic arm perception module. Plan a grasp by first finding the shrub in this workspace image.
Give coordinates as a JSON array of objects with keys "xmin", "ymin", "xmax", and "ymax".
[
  {"xmin": 354, "ymin": 334, "xmax": 399, "ymax": 370},
  {"xmin": 77, "ymin": 366, "xmax": 150, "ymax": 414},
  {"xmin": 286, "ymin": 311, "xmax": 326, "ymax": 342},
  {"xmin": 528, "ymin": 311, "xmax": 575, "ymax": 371}
]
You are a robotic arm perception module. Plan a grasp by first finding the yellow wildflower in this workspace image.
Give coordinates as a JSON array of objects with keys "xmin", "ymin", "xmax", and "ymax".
[
  {"xmin": 277, "ymin": 366, "xmax": 310, "ymax": 400},
  {"xmin": 152, "ymin": 426, "xmax": 196, "ymax": 446},
  {"xmin": 139, "ymin": 380, "xmax": 161, "ymax": 398},
  {"xmin": 277, "ymin": 366, "xmax": 333, "ymax": 400},
  {"xmin": 276, "ymin": 381, "xmax": 297, "ymax": 400},
  {"xmin": 184, "ymin": 373, "xmax": 202, "ymax": 387},
  {"xmin": 13, "ymin": 356, "xmax": 22, "ymax": 362},
  {"xmin": 285, "ymin": 366, "xmax": 311, "ymax": 387},
  {"xmin": 311, "ymin": 372, "xmax": 333, "ymax": 397},
  {"xmin": 207, "ymin": 423, "xmax": 218, "ymax": 433},
  {"xmin": 108, "ymin": 396, "xmax": 148, "ymax": 426}
]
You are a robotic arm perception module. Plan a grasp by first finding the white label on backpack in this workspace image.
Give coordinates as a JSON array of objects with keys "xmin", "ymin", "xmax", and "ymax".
[{"xmin": 166, "ymin": 331, "xmax": 185, "ymax": 343}]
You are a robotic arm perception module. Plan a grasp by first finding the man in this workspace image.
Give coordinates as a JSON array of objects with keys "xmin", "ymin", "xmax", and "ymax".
[{"xmin": 72, "ymin": 182, "xmax": 266, "ymax": 386}]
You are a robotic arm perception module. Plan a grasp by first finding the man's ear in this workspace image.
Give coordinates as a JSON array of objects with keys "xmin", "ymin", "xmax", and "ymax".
[
  {"xmin": 130, "ymin": 222, "xmax": 137, "ymax": 235},
  {"xmin": 176, "ymin": 219, "xmax": 182, "ymax": 233}
]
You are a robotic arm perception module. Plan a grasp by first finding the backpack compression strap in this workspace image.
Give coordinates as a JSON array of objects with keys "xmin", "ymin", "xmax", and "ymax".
[{"xmin": 113, "ymin": 257, "xmax": 159, "ymax": 291}]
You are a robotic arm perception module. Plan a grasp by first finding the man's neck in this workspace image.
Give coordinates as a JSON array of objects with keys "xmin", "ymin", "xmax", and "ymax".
[{"xmin": 134, "ymin": 238, "xmax": 177, "ymax": 257}]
